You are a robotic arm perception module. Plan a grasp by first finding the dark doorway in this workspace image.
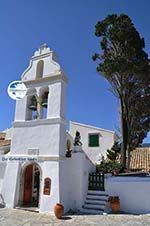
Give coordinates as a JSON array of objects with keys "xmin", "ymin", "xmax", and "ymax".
[{"xmin": 23, "ymin": 164, "xmax": 40, "ymax": 207}]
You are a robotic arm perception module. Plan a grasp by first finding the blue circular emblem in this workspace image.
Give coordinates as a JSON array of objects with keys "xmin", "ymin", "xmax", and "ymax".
[{"xmin": 7, "ymin": 81, "xmax": 27, "ymax": 100}]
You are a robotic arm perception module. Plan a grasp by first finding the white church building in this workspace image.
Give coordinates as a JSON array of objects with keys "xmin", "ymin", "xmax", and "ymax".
[{"xmin": 0, "ymin": 44, "xmax": 116, "ymax": 214}]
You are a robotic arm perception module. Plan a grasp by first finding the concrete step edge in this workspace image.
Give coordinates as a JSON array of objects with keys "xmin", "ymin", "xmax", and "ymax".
[
  {"xmin": 88, "ymin": 190, "xmax": 107, "ymax": 194},
  {"xmin": 87, "ymin": 192, "xmax": 108, "ymax": 197},
  {"xmin": 86, "ymin": 195, "xmax": 108, "ymax": 200},
  {"xmin": 85, "ymin": 200, "xmax": 106, "ymax": 205},
  {"xmin": 82, "ymin": 205, "xmax": 104, "ymax": 211},
  {"xmin": 84, "ymin": 201, "xmax": 106, "ymax": 206},
  {"xmin": 83, "ymin": 204, "xmax": 105, "ymax": 210},
  {"xmin": 81, "ymin": 208, "xmax": 103, "ymax": 214}
]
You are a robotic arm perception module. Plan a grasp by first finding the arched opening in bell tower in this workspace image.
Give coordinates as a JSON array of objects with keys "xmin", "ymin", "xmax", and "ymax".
[
  {"xmin": 40, "ymin": 86, "xmax": 49, "ymax": 119},
  {"xmin": 26, "ymin": 87, "xmax": 49, "ymax": 120},
  {"xmin": 36, "ymin": 60, "xmax": 44, "ymax": 79},
  {"xmin": 26, "ymin": 88, "xmax": 38, "ymax": 120}
]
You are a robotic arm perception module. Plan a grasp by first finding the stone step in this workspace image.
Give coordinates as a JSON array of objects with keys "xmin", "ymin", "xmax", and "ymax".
[
  {"xmin": 85, "ymin": 199, "xmax": 107, "ymax": 206},
  {"xmin": 15, "ymin": 207, "xmax": 39, "ymax": 212},
  {"xmin": 83, "ymin": 203, "xmax": 105, "ymax": 210},
  {"xmin": 81, "ymin": 207, "xmax": 103, "ymax": 215},
  {"xmin": 87, "ymin": 190, "xmax": 108, "ymax": 196},
  {"xmin": 87, "ymin": 191, "xmax": 108, "ymax": 197},
  {"xmin": 86, "ymin": 195, "xmax": 108, "ymax": 201}
]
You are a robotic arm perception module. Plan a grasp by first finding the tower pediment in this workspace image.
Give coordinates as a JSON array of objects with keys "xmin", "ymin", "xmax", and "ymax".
[{"xmin": 22, "ymin": 44, "xmax": 63, "ymax": 82}]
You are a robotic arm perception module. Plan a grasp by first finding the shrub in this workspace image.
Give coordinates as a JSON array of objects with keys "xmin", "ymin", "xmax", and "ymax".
[{"xmin": 96, "ymin": 161, "xmax": 123, "ymax": 174}]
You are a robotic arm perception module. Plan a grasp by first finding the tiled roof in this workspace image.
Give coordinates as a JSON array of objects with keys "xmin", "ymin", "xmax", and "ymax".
[
  {"xmin": 0, "ymin": 133, "xmax": 6, "ymax": 140},
  {"xmin": 0, "ymin": 140, "xmax": 11, "ymax": 147},
  {"xmin": 130, "ymin": 148, "xmax": 150, "ymax": 172}
]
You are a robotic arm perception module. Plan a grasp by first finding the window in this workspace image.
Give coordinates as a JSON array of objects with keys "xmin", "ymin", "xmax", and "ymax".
[
  {"xmin": 43, "ymin": 177, "xmax": 51, "ymax": 196},
  {"xmin": 88, "ymin": 134, "xmax": 99, "ymax": 147}
]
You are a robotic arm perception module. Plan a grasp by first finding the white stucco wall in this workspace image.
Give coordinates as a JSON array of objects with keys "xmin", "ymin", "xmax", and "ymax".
[
  {"xmin": 5, "ymin": 128, "xmax": 13, "ymax": 140},
  {"xmin": 10, "ymin": 121, "xmax": 65, "ymax": 157},
  {"xmin": 0, "ymin": 152, "xmax": 95, "ymax": 213},
  {"xmin": 105, "ymin": 176, "xmax": 150, "ymax": 214},
  {"xmin": 1, "ymin": 161, "xmax": 20, "ymax": 208},
  {"xmin": 66, "ymin": 131, "xmax": 74, "ymax": 150},
  {"xmin": 0, "ymin": 162, "xmax": 7, "ymax": 193},
  {"xmin": 47, "ymin": 80, "xmax": 66, "ymax": 120},
  {"xmin": 60, "ymin": 152, "xmax": 95, "ymax": 212},
  {"xmin": 39, "ymin": 160, "xmax": 60, "ymax": 213},
  {"xmin": 0, "ymin": 159, "xmax": 62, "ymax": 213},
  {"xmin": 14, "ymin": 96, "xmax": 28, "ymax": 121},
  {"xmin": 70, "ymin": 121, "xmax": 116, "ymax": 163}
]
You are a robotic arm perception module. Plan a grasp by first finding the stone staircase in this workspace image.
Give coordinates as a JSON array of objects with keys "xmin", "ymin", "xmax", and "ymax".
[{"xmin": 82, "ymin": 190, "xmax": 108, "ymax": 214}]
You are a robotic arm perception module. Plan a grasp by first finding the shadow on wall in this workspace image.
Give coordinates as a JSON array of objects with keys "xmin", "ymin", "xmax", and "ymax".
[{"xmin": 0, "ymin": 194, "xmax": 5, "ymax": 208}]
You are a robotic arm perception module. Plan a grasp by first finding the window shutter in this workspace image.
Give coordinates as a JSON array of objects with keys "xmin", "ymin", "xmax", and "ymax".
[{"xmin": 89, "ymin": 134, "xmax": 99, "ymax": 147}]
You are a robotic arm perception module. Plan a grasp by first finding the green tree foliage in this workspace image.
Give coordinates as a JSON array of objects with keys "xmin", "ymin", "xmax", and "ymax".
[
  {"xmin": 96, "ymin": 142, "xmax": 123, "ymax": 174},
  {"xmin": 96, "ymin": 142, "xmax": 122, "ymax": 174},
  {"xmin": 93, "ymin": 14, "xmax": 150, "ymax": 169},
  {"xmin": 107, "ymin": 141, "xmax": 121, "ymax": 161}
]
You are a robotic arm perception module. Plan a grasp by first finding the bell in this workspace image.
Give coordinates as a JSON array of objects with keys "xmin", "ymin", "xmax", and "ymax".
[
  {"xmin": 42, "ymin": 99, "xmax": 48, "ymax": 108},
  {"xmin": 33, "ymin": 114, "xmax": 38, "ymax": 120},
  {"xmin": 28, "ymin": 96, "xmax": 37, "ymax": 111},
  {"xmin": 28, "ymin": 104, "xmax": 37, "ymax": 111},
  {"xmin": 42, "ymin": 102, "xmax": 47, "ymax": 108}
]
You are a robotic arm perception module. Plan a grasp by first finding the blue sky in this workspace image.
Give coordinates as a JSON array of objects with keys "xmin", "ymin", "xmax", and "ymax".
[{"xmin": 0, "ymin": 0, "xmax": 150, "ymax": 142}]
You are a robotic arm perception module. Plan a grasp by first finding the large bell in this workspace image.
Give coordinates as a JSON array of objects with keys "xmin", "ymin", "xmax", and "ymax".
[
  {"xmin": 42, "ymin": 92, "xmax": 48, "ymax": 108},
  {"xmin": 28, "ymin": 96, "xmax": 37, "ymax": 111},
  {"xmin": 42, "ymin": 99, "xmax": 48, "ymax": 108},
  {"xmin": 28, "ymin": 104, "xmax": 37, "ymax": 111}
]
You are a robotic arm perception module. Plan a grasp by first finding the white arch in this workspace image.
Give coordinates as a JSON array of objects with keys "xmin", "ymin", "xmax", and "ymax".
[{"xmin": 18, "ymin": 161, "xmax": 42, "ymax": 208}]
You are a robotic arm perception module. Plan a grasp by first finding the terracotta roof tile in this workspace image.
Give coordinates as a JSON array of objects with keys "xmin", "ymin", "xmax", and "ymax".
[
  {"xmin": 0, "ymin": 140, "xmax": 11, "ymax": 147},
  {"xmin": 130, "ymin": 148, "xmax": 150, "ymax": 172},
  {"xmin": 0, "ymin": 133, "xmax": 6, "ymax": 140}
]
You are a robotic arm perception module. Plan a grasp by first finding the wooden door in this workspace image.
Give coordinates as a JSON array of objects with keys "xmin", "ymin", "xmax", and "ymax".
[{"xmin": 23, "ymin": 164, "xmax": 33, "ymax": 205}]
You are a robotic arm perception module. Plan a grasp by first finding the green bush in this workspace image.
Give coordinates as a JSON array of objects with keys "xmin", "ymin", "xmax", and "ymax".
[{"xmin": 96, "ymin": 161, "xmax": 123, "ymax": 174}]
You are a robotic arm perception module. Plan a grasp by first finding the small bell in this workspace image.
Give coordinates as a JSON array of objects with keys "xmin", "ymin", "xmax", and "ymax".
[
  {"xmin": 28, "ymin": 104, "xmax": 37, "ymax": 111},
  {"xmin": 42, "ymin": 99, "xmax": 48, "ymax": 108},
  {"xmin": 41, "ymin": 92, "xmax": 48, "ymax": 108},
  {"xmin": 28, "ymin": 96, "xmax": 37, "ymax": 111}
]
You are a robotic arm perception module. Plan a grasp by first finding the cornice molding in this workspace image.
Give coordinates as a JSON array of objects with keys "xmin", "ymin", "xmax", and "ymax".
[
  {"xmin": 13, "ymin": 118, "xmax": 66, "ymax": 128},
  {"xmin": 23, "ymin": 73, "xmax": 68, "ymax": 87}
]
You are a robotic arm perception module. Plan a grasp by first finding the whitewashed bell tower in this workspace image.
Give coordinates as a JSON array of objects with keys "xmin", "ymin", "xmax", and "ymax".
[
  {"xmin": 11, "ymin": 43, "xmax": 67, "ymax": 157},
  {"xmin": 2, "ymin": 44, "xmax": 68, "ymax": 212}
]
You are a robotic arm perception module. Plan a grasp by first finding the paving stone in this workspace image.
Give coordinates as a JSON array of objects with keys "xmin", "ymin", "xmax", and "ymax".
[{"xmin": 0, "ymin": 209, "xmax": 150, "ymax": 226}]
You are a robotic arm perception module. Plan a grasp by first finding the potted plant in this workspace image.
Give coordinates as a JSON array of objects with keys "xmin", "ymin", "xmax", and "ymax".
[
  {"xmin": 66, "ymin": 140, "xmax": 72, "ymax": 158},
  {"xmin": 108, "ymin": 196, "xmax": 120, "ymax": 213}
]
